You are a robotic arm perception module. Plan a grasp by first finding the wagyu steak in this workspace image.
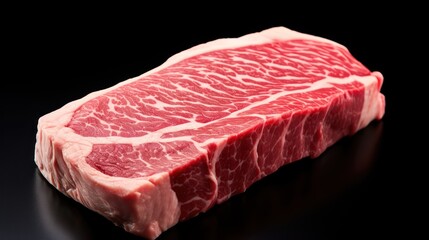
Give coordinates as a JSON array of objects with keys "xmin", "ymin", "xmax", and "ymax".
[{"xmin": 35, "ymin": 26, "xmax": 385, "ymax": 239}]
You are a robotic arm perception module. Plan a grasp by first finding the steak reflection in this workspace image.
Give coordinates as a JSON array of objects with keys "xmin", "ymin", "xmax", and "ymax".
[{"xmin": 34, "ymin": 122, "xmax": 383, "ymax": 240}]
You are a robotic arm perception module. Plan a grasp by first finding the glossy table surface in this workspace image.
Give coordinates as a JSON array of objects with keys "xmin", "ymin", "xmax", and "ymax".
[{"xmin": 1, "ymin": 8, "xmax": 423, "ymax": 240}]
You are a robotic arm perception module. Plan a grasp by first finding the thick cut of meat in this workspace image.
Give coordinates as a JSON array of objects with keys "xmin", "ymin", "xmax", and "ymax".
[{"xmin": 35, "ymin": 27, "xmax": 385, "ymax": 239}]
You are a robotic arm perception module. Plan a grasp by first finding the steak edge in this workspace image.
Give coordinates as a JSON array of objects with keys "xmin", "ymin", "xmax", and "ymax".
[{"xmin": 35, "ymin": 27, "xmax": 385, "ymax": 239}]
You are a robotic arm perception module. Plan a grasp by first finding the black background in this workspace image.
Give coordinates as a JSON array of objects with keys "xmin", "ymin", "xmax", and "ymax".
[{"xmin": 1, "ymin": 4, "xmax": 426, "ymax": 240}]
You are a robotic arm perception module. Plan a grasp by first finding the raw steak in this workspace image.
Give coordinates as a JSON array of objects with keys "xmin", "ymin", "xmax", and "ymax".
[{"xmin": 35, "ymin": 27, "xmax": 385, "ymax": 239}]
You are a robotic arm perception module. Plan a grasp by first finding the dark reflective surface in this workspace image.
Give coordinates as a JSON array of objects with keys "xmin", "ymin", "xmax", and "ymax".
[{"xmin": 2, "ymin": 9, "xmax": 421, "ymax": 240}]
